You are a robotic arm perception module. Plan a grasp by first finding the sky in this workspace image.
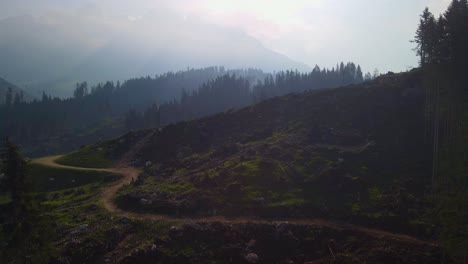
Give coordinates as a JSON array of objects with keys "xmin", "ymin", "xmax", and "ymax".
[{"xmin": 0, "ymin": 0, "xmax": 452, "ymax": 73}]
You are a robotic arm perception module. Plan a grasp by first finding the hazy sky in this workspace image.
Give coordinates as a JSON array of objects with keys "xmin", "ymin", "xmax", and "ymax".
[{"xmin": 1, "ymin": 0, "xmax": 452, "ymax": 73}]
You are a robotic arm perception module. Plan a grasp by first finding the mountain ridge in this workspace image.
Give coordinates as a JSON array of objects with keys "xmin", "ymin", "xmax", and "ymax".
[{"xmin": 0, "ymin": 12, "xmax": 310, "ymax": 97}]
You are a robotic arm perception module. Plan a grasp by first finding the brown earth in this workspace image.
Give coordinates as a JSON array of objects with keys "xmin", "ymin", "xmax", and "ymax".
[{"xmin": 32, "ymin": 155, "xmax": 438, "ymax": 248}]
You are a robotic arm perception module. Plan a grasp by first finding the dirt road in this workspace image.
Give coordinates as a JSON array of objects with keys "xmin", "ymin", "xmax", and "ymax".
[{"xmin": 32, "ymin": 155, "xmax": 437, "ymax": 247}]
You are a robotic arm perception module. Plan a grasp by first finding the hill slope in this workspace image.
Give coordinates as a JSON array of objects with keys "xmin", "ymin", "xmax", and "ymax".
[
  {"xmin": 39, "ymin": 70, "xmax": 459, "ymax": 263},
  {"xmin": 61, "ymin": 70, "xmax": 433, "ymax": 234}
]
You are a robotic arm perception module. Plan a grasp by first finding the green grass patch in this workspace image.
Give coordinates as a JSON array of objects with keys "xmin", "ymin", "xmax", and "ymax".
[
  {"xmin": 151, "ymin": 181, "xmax": 196, "ymax": 195},
  {"xmin": 268, "ymin": 198, "xmax": 305, "ymax": 208},
  {"xmin": 231, "ymin": 158, "xmax": 286, "ymax": 187},
  {"xmin": 117, "ymin": 178, "xmax": 196, "ymax": 198},
  {"xmin": 56, "ymin": 145, "xmax": 113, "ymax": 168},
  {"xmin": 0, "ymin": 192, "xmax": 11, "ymax": 205},
  {"xmin": 29, "ymin": 163, "xmax": 120, "ymax": 192},
  {"xmin": 39, "ymin": 184, "xmax": 102, "ymax": 226}
]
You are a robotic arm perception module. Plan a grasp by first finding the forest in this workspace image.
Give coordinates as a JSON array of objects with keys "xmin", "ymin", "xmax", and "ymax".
[
  {"xmin": 413, "ymin": 1, "xmax": 468, "ymax": 259},
  {"xmin": 0, "ymin": 62, "xmax": 366, "ymax": 156}
]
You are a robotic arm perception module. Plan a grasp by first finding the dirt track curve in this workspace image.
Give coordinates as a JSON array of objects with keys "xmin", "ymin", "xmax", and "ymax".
[{"xmin": 32, "ymin": 155, "xmax": 437, "ymax": 247}]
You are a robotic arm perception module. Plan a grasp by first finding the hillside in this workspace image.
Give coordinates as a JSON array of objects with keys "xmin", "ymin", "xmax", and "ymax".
[
  {"xmin": 60, "ymin": 70, "xmax": 434, "ymax": 234},
  {"xmin": 1, "ymin": 64, "xmax": 362, "ymax": 158},
  {"xmin": 13, "ymin": 68, "xmax": 463, "ymax": 263}
]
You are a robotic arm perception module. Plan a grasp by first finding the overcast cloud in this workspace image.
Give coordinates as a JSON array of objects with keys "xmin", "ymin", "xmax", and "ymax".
[{"xmin": 0, "ymin": 0, "xmax": 452, "ymax": 73}]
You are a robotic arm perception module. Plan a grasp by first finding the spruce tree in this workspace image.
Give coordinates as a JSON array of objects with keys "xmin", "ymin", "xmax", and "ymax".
[
  {"xmin": 414, "ymin": 8, "xmax": 437, "ymax": 65},
  {"xmin": 0, "ymin": 138, "xmax": 52, "ymax": 263}
]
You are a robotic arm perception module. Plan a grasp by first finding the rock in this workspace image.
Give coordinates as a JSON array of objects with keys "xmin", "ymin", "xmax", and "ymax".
[
  {"xmin": 74, "ymin": 188, "xmax": 85, "ymax": 195},
  {"xmin": 253, "ymin": 197, "xmax": 265, "ymax": 204},
  {"xmin": 245, "ymin": 253, "xmax": 259, "ymax": 263},
  {"xmin": 275, "ymin": 223, "xmax": 299, "ymax": 246},
  {"xmin": 51, "ymin": 193, "xmax": 60, "ymax": 200},
  {"xmin": 182, "ymin": 222, "xmax": 204, "ymax": 231},
  {"xmin": 139, "ymin": 198, "xmax": 152, "ymax": 205},
  {"xmin": 150, "ymin": 244, "xmax": 157, "ymax": 251},
  {"xmin": 275, "ymin": 222, "xmax": 290, "ymax": 235},
  {"xmin": 169, "ymin": 226, "xmax": 183, "ymax": 238},
  {"xmin": 145, "ymin": 161, "xmax": 153, "ymax": 167},
  {"xmin": 70, "ymin": 224, "xmax": 88, "ymax": 235},
  {"xmin": 65, "ymin": 237, "xmax": 81, "ymax": 248},
  {"xmin": 246, "ymin": 239, "xmax": 256, "ymax": 248},
  {"xmin": 97, "ymin": 147, "xmax": 103, "ymax": 151}
]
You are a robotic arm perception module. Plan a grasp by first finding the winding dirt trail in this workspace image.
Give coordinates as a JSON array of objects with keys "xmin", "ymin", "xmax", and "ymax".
[{"xmin": 32, "ymin": 155, "xmax": 438, "ymax": 247}]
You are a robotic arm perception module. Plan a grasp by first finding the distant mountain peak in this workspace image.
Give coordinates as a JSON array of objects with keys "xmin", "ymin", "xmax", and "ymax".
[{"xmin": 0, "ymin": 11, "xmax": 310, "ymax": 97}]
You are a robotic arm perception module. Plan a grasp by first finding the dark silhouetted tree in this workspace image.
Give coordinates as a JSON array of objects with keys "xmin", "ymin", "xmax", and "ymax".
[
  {"xmin": 414, "ymin": 8, "xmax": 437, "ymax": 65},
  {"xmin": 73, "ymin": 82, "xmax": 88, "ymax": 99},
  {"xmin": 0, "ymin": 138, "xmax": 52, "ymax": 263}
]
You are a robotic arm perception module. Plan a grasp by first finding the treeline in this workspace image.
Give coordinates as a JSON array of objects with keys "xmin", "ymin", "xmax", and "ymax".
[
  {"xmin": 124, "ymin": 74, "xmax": 251, "ymax": 129},
  {"xmin": 0, "ymin": 63, "xmax": 366, "ymax": 156},
  {"xmin": 414, "ymin": 1, "xmax": 468, "ymax": 67},
  {"xmin": 2, "ymin": 87, "xmax": 26, "ymax": 106},
  {"xmin": 0, "ymin": 67, "xmax": 264, "ymax": 155},
  {"xmin": 252, "ymin": 62, "xmax": 367, "ymax": 101},
  {"xmin": 414, "ymin": 1, "xmax": 468, "ymax": 261},
  {"xmin": 123, "ymin": 62, "xmax": 367, "ymax": 130}
]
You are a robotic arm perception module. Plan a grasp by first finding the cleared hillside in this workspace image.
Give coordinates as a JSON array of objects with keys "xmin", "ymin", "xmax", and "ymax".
[{"xmin": 60, "ymin": 70, "xmax": 435, "ymax": 236}]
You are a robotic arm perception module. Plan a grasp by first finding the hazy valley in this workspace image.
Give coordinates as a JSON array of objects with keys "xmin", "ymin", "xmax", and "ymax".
[{"xmin": 1, "ymin": 1, "xmax": 467, "ymax": 263}]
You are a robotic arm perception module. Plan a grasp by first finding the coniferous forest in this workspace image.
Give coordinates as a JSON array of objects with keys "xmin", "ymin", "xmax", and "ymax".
[
  {"xmin": 0, "ymin": 63, "xmax": 365, "ymax": 156},
  {"xmin": 414, "ymin": 1, "xmax": 468, "ymax": 259}
]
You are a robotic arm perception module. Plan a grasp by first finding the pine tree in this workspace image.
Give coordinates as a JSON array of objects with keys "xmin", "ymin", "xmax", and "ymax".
[
  {"xmin": 443, "ymin": 0, "xmax": 468, "ymax": 66},
  {"xmin": 414, "ymin": 8, "xmax": 437, "ymax": 66},
  {"xmin": 0, "ymin": 138, "xmax": 52, "ymax": 263},
  {"xmin": 356, "ymin": 65, "xmax": 364, "ymax": 83},
  {"xmin": 41, "ymin": 92, "xmax": 49, "ymax": 102}
]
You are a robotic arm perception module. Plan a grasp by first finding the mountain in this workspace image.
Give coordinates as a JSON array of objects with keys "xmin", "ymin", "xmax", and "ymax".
[
  {"xmin": 0, "ymin": 77, "xmax": 33, "ymax": 104},
  {"xmin": 0, "ymin": 10, "xmax": 310, "ymax": 97}
]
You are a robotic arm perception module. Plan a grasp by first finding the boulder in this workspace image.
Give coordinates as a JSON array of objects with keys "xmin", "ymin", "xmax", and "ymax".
[
  {"xmin": 245, "ymin": 253, "xmax": 259, "ymax": 263},
  {"xmin": 246, "ymin": 239, "xmax": 256, "ymax": 249},
  {"xmin": 70, "ymin": 224, "xmax": 88, "ymax": 235},
  {"xmin": 139, "ymin": 198, "xmax": 152, "ymax": 205}
]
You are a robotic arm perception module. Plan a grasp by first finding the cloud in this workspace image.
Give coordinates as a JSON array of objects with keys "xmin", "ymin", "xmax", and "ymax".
[{"xmin": 0, "ymin": 0, "xmax": 456, "ymax": 74}]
